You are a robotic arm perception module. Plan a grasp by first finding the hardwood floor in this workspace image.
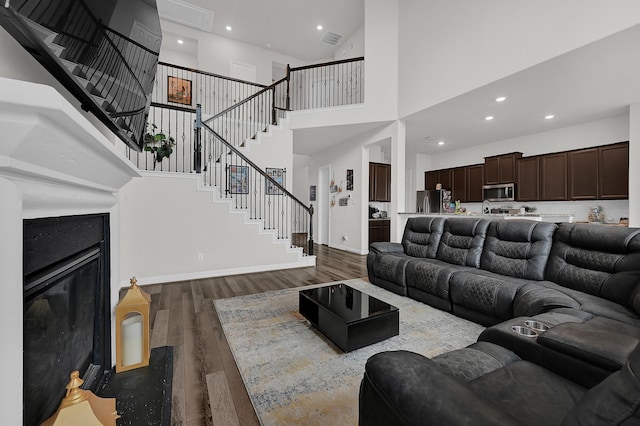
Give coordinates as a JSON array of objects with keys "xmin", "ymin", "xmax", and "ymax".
[{"xmin": 141, "ymin": 244, "xmax": 368, "ymax": 425}]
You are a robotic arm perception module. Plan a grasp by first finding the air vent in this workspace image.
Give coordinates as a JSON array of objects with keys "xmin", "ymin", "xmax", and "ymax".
[
  {"xmin": 321, "ymin": 31, "xmax": 343, "ymax": 45},
  {"xmin": 157, "ymin": 0, "xmax": 214, "ymax": 33}
]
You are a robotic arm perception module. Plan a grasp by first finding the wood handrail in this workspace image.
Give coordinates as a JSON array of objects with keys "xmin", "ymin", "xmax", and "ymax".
[
  {"xmin": 158, "ymin": 61, "xmax": 267, "ymax": 88},
  {"xmin": 290, "ymin": 56, "xmax": 364, "ymax": 72}
]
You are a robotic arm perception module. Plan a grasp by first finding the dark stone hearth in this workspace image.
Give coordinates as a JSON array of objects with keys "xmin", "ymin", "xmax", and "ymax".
[{"xmin": 96, "ymin": 346, "xmax": 173, "ymax": 426}]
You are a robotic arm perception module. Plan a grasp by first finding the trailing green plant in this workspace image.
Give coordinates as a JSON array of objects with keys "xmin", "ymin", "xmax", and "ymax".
[{"xmin": 143, "ymin": 124, "xmax": 175, "ymax": 168}]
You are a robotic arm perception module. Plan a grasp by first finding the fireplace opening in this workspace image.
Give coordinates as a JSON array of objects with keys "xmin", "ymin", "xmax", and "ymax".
[{"xmin": 23, "ymin": 214, "xmax": 110, "ymax": 426}]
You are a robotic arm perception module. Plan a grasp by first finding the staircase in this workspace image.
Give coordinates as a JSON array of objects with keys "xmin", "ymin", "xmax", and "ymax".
[{"xmin": 6, "ymin": 0, "xmax": 154, "ymax": 150}]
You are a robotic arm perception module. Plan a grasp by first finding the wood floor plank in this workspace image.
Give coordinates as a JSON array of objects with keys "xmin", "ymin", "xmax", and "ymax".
[
  {"xmin": 152, "ymin": 245, "xmax": 366, "ymax": 425},
  {"xmin": 150, "ymin": 309, "xmax": 169, "ymax": 349},
  {"xmin": 190, "ymin": 280, "xmax": 206, "ymax": 313},
  {"xmin": 207, "ymin": 371, "xmax": 240, "ymax": 426},
  {"xmin": 170, "ymin": 343, "xmax": 186, "ymax": 426}
]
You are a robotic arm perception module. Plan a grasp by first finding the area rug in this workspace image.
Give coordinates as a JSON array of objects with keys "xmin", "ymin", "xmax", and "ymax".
[{"xmin": 214, "ymin": 278, "xmax": 485, "ymax": 425}]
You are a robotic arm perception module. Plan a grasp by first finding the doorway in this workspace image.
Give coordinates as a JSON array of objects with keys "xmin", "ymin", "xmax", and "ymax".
[{"xmin": 318, "ymin": 165, "xmax": 331, "ymax": 245}]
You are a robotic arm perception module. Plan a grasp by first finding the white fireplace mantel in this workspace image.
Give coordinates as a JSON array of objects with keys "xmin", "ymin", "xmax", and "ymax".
[{"xmin": 0, "ymin": 77, "xmax": 140, "ymax": 424}]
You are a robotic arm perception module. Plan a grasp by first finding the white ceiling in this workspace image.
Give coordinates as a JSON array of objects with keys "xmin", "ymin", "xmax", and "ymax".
[
  {"xmin": 404, "ymin": 23, "xmax": 640, "ymax": 156},
  {"xmin": 156, "ymin": 0, "xmax": 364, "ymax": 62}
]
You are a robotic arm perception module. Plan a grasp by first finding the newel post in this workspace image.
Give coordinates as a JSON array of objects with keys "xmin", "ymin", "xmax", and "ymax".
[{"xmin": 194, "ymin": 104, "xmax": 202, "ymax": 173}]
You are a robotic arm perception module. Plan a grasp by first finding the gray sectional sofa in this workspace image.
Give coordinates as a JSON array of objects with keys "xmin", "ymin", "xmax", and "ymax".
[
  {"xmin": 367, "ymin": 217, "xmax": 640, "ymax": 327},
  {"xmin": 361, "ymin": 217, "xmax": 640, "ymax": 425}
]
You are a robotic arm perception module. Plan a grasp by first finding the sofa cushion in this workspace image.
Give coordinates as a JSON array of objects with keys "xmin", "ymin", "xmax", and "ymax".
[
  {"xmin": 405, "ymin": 259, "xmax": 474, "ymax": 311},
  {"xmin": 435, "ymin": 218, "xmax": 490, "ymax": 267},
  {"xmin": 481, "ymin": 220, "xmax": 557, "ymax": 281},
  {"xmin": 513, "ymin": 283, "xmax": 581, "ymax": 317},
  {"xmin": 432, "ymin": 341, "xmax": 521, "ymax": 382},
  {"xmin": 401, "ymin": 217, "xmax": 446, "ymax": 258},
  {"xmin": 371, "ymin": 253, "xmax": 413, "ymax": 287},
  {"xmin": 546, "ymin": 223, "xmax": 640, "ymax": 313},
  {"xmin": 449, "ymin": 270, "xmax": 533, "ymax": 321},
  {"xmin": 563, "ymin": 342, "xmax": 640, "ymax": 425},
  {"xmin": 534, "ymin": 281, "xmax": 640, "ymax": 327},
  {"xmin": 467, "ymin": 360, "xmax": 586, "ymax": 426}
]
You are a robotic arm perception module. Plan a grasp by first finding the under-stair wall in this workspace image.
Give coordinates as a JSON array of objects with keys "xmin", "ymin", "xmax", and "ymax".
[{"xmin": 118, "ymin": 171, "xmax": 312, "ymax": 286}]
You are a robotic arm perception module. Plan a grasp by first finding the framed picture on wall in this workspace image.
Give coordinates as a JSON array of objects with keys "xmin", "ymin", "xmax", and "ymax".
[
  {"xmin": 229, "ymin": 165, "xmax": 249, "ymax": 194},
  {"xmin": 167, "ymin": 76, "xmax": 192, "ymax": 105},
  {"xmin": 347, "ymin": 169, "xmax": 354, "ymax": 191},
  {"xmin": 266, "ymin": 167, "xmax": 285, "ymax": 195}
]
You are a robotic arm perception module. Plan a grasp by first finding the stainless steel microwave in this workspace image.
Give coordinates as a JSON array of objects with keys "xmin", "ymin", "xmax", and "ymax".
[{"xmin": 483, "ymin": 183, "xmax": 515, "ymax": 202}]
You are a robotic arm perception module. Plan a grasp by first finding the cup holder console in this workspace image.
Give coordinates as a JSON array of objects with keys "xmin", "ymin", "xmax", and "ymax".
[
  {"xmin": 524, "ymin": 320, "xmax": 550, "ymax": 332},
  {"xmin": 511, "ymin": 325, "xmax": 538, "ymax": 337}
]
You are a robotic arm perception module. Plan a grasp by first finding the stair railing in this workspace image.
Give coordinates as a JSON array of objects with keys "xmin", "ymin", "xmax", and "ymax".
[
  {"xmin": 199, "ymin": 106, "xmax": 314, "ymax": 255},
  {"xmin": 203, "ymin": 77, "xmax": 287, "ymax": 149},
  {"xmin": 153, "ymin": 62, "xmax": 266, "ymax": 118}
]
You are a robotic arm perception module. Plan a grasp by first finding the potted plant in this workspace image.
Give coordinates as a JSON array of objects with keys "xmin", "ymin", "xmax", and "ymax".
[{"xmin": 144, "ymin": 124, "xmax": 175, "ymax": 169}]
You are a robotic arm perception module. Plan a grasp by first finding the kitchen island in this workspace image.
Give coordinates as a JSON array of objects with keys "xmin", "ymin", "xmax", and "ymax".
[{"xmin": 398, "ymin": 212, "xmax": 575, "ymax": 223}]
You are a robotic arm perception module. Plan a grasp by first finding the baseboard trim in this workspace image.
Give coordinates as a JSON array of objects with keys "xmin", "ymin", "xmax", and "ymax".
[
  {"xmin": 328, "ymin": 244, "xmax": 368, "ymax": 255},
  {"xmin": 121, "ymin": 257, "xmax": 317, "ymax": 287}
]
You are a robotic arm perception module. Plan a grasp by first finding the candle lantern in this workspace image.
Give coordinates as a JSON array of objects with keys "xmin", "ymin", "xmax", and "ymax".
[
  {"xmin": 42, "ymin": 370, "xmax": 119, "ymax": 425},
  {"xmin": 115, "ymin": 277, "xmax": 151, "ymax": 372}
]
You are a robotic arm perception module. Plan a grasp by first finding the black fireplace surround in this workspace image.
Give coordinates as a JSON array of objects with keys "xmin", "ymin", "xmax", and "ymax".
[{"xmin": 23, "ymin": 214, "xmax": 110, "ymax": 426}]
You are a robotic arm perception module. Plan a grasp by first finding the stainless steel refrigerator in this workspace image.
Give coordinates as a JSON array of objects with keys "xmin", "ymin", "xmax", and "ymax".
[{"xmin": 417, "ymin": 190, "xmax": 445, "ymax": 213}]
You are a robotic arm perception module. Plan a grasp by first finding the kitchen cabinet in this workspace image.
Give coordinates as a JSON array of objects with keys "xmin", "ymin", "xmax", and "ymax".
[
  {"xmin": 369, "ymin": 219, "xmax": 390, "ymax": 245},
  {"xmin": 540, "ymin": 152, "xmax": 568, "ymax": 201},
  {"xmin": 484, "ymin": 152, "xmax": 522, "ymax": 184},
  {"xmin": 425, "ymin": 169, "xmax": 452, "ymax": 192},
  {"xmin": 568, "ymin": 148, "xmax": 598, "ymax": 200},
  {"xmin": 369, "ymin": 162, "xmax": 391, "ymax": 202},
  {"xmin": 517, "ymin": 156, "xmax": 540, "ymax": 201},
  {"xmin": 599, "ymin": 142, "xmax": 628, "ymax": 199},
  {"xmin": 451, "ymin": 167, "xmax": 468, "ymax": 202},
  {"xmin": 466, "ymin": 164, "xmax": 484, "ymax": 202}
]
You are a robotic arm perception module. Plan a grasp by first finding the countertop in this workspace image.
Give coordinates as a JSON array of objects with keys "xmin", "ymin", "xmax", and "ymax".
[{"xmin": 398, "ymin": 212, "xmax": 575, "ymax": 223}]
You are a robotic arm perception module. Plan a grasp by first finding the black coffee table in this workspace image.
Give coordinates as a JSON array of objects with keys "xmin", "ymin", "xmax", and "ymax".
[{"xmin": 299, "ymin": 283, "xmax": 399, "ymax": 352}]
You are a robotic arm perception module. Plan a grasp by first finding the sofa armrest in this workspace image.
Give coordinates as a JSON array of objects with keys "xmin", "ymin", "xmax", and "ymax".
[
  {"xmin": 513, "ymin": 284, "xmax": 580, "ymax": 317},
  {"xmin": 369, "ymin": 241, "xmax": 404, "ymax": 255},
  {"xmin": 359, "ymin": 350, "xmax": 519, "ymax": 426}
]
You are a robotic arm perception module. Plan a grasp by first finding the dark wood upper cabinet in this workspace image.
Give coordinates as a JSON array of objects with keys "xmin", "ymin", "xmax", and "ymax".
[
  {"xmin": 540, "ymin": 152, "xmax": 568, "ymax": 201},
  {"xmin": 370, "ymin": 162, "xmax": 391, "ymax": 202},
  {"xmin": 517, "ymin": 156, "xmax": 540, "ymax": 201},
  {"xmin": 484, "ymin": 153, "xmax": 522, "ymax": 184},
  {"xmin": 425, "ymin": 169, "xmax": 452, "ymax": 191},
  {"xmin": 466, "ymin": 164, "xmax": 484, "ymax": 202},
  {"xmin": 599, "ymin": 142, "xmax": 629, "ymax": 199},
  {"xmin": 568, "ymin": 148, "xmax": 599, "ymax": 200},
  {"xmin": 452, "ymin": 167, "xmax": 468, "ymax": 202}
]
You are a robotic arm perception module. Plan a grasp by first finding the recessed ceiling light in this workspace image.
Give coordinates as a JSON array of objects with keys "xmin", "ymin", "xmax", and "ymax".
[
  {"xmin": 438, "ymin": 141, "xmax": 445, "ymax": 146},
  {"xmin": 545, "ymin": 114, "xmax": 555, "ymax": 120},
  {"xmin": 316, "ymin": 25, "xmax": 323, "ymax": 30},
  {"xmin": 177, "ymin": 39, "xmax": 184, "ymax": 44},
  {"xmin": 225, "ymin": 25, "xmax": 232, "ymax": 31},
  {"xmin": 485, "ymin": 116, "xmax": 494, "ymax": 121},
  {"xmin": 495, "ymin": 96, "xmax": 507, "ymax": 102}
]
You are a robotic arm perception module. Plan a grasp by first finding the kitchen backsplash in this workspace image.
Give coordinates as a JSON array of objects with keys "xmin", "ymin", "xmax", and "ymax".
[{"xmin": 462, "ymin": 199, "xmax": 629, "ymax": 223}]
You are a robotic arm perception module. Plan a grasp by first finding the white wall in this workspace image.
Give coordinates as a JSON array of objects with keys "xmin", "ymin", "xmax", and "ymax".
[
  {"xmin": 159, "ymin": 20, "xmax": 307, "ymax": 84},
  {"xmin": 334, "ymin": 25, "xmax": 365, "ymax": 60},
  {"xmin": 287, "ymin": 0, "xmax": 399, "ymax": 129},
  {"xmin": 160, "ymin": 45, "xmax": 198, "ymax": 69},
  {"xmin": 300, "ymin": 121, "xmax": 406, "ymax": 254},
  {"xmin": 398, "ymin": 0, "xmax": 640, "ymax": 118},
  {"xmin": 118, "ymin": 174, "xmax": 305, "ymax": 284}
]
